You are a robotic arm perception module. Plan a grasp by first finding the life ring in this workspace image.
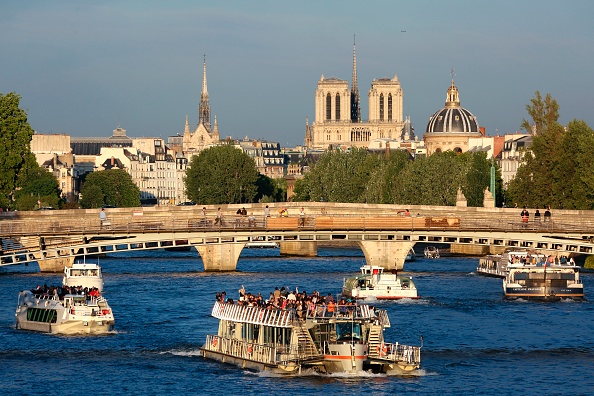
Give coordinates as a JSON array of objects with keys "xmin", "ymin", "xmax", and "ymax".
[
  {"xmin": 247, "ymin": 344, "xmax": 253, "ymax": 355},
  {"xmin": 376, "ymin": 344, "xmax": 387, "ymax": 356},
  {"xmin": 212, "ymin": 337, "xmax": 218, "ymax": 348},
  {"xmin": 259, "ymin": 311, "xmax": 264, "ymax": 320}
]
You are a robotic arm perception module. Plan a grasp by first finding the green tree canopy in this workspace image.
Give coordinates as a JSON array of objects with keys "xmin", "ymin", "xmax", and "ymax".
[
  {"xmin": 13, "ymin": 163, "xmax": 61, "ymax": 210},
  {"xmin": 0, "ymin": 92, "xmax": 35, "ymax": 209},
  {"xmin": 255, "ymin": 174, "xmax": 286, "ymax": 203},
  {"xmin": 294, "ymin": 148, "xmax": 389, "ymax": 203},
  {"xmin": 185, "ymin": 145, "xmax": 259, "ymax": 204},
  {"xmin": 80, "ymin": 169, "xmax": 140, "ymax": 208},
  {"xmin": 505, "ymin": 91, "xmax": 594, "ymax": 209}
]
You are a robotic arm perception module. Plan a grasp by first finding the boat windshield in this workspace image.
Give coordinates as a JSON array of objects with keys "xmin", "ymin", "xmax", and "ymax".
[{"xmin": 336, "ymin": 322, "xmax": 362, "ymax": 342}]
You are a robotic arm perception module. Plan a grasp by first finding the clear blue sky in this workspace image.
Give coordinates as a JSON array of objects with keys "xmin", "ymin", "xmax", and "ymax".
[{"xmin": 1, "ymin": 0, "xmax": 593, "ymax": 146}]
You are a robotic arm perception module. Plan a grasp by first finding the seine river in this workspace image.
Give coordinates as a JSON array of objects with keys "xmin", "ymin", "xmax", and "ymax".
[{"xmin": 1, "ymin": 247, "xmax": 592, "ymax": 396}]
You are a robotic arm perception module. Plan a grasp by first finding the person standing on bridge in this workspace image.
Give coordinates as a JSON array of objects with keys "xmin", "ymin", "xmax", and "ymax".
[
  {"xmin": 214, "ymin": 207, "xmax": 223, "ymax": 226},
  {"xmin": 299, "ymin": 207, "xmax": 306, "ymax": 226},
  {"xmin": 520, "ymin": 206, "xmax": 529, "ymax": 226},
  {"xmin": 99, "ymin": 208, "xmax": 107, "ymax": 228}
]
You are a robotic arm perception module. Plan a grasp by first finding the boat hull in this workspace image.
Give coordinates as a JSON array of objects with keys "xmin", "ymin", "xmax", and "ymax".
[
  {"xmin": 16, "ymin": 317, "xmax": 114, "ymax": 335},
  {"xmin": 200, "ymin": 348, "xmax": 301, "ymax": 375},
  {"xmin": 504, "ymin": 286, "xmax": 584, "ymax": 300}
]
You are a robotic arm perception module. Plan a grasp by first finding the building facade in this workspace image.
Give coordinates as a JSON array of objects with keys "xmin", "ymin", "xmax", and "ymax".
[{"xmin": 304, "ymin": 42, "xmax": 409, "ymax": 150}]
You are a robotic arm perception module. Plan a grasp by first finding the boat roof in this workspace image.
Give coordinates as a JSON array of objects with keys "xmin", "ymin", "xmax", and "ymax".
[{"xmin": 69, "ymin": 263, "xmax": 101, "ymax": 270}]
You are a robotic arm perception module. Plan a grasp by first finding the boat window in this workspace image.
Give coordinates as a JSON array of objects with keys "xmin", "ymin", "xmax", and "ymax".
[{"xmin": 336, "ymin": 322, "xmax": 362, "ymax": 341}]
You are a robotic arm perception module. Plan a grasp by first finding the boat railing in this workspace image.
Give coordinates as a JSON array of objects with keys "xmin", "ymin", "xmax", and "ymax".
[
  {"xmin": 212, "ymin": 301, "xmax": 294, "ymax": 328},
  {"xmin": 368, "ymin": 341, "xmax": 421, "ymax": 366},
  {"xmin": 203, "ymin": 334, "xmax": 310, "ymax": 365},
  {"xmin": 212, "ymin": 301, "xmax": 390, "ymax": 327},
  {"xmin": 304, "ymin": 303, "xmax": 383, "ymax": 322}
]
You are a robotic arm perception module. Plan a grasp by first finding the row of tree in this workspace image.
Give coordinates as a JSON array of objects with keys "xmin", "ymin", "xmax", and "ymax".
[{"xmin": 292, "ymin": 148, "xmax": 501, "ymax": 206}]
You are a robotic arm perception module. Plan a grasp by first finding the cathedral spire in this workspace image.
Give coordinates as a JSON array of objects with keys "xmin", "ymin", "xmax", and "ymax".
[
  {"xmin": 198, "ymin": 54, "xmax": 212, "ymax": 132},
  {"xmin": 350, "ymin": 35, "xmax": 361, "ymax": 123},
  {"xmin": 184, "ymin": 114, "xmax": 190, "ymax": 135}
]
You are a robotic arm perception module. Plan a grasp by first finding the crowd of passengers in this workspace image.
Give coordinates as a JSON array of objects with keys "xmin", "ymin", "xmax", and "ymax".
[
  {"xmin": 215, "ymin": 285, "xmax": 372, "ymax": 319},
  {"xmin": 510, "ymin": 254, "xmax": 575, "ymax": 266},
  {"xmin": 30, "ymin": 284, "xmax": 101, "ymax": 299}
]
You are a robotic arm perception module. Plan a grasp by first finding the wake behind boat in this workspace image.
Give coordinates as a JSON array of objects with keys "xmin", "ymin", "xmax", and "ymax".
[
  {"xmin": 201, "ymin": 288, "xmax": 421, "ymax": 375},
  {"xmin": 342, "ymin": 264, "xmax": 419, "ymax": 300}
]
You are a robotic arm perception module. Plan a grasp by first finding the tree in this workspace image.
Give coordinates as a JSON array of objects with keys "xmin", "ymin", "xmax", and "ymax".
[
  {"xmin": 13, "ymin": 164, "xmax": 61, "ymax": 210},
  {"xmin": 255, "ymin": 174, "xmax": 286, "ymax": 203},
  {"xmin": 185, "ymin": 145, "xmax": 259, "ymax": 204},
  {"xmin": 0, "ymin": 92, "xmax": 35, "ymax": 209},
  {"xmin": 80, "ymin": 169, "xmax": 140, "ymax": 208},
  {"xmin": 293, "ymin": 148, "xmax": 383, "ymax": 203},
  {"xmin": 362, "ymin": 150, "xmax": 411, "ymax": 204},
  {"xmin": 393, "ymin": 152, "xmax": 464, "ymax": 206}
]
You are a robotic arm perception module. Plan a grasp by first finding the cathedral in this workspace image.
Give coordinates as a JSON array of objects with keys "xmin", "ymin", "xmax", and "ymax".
[
  {"xmin": 183, "ymin": 56, "xmax": 220, "ymax": 156},
  {"xmin": 304, "ymin": 41, "xmax": 413, "ymax": 149}
]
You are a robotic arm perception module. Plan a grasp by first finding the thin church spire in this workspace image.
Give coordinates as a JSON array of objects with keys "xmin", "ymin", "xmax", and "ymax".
[
  {"xmin": 198, "ymin": 54, "xmax": 211, "ymax": 132},
  {"xmin": 350, "ymin": 34, "xmax": 361, "ymax": 123}
]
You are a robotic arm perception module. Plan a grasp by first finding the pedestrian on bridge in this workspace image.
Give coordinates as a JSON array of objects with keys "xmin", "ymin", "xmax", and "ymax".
[
  {"xmin": 99, "ymin": 208, "xmax": 107, "ymax": 228},
  {"xmin": 214, "ymin": 207, "xmax": 223, "ymax": 226},
  {"xmin": 521, "ymin": 206, "xmax": 529, "ymax": 226}
]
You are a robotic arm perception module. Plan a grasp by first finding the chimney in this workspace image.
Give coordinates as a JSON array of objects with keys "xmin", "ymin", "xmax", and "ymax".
[{"xmin": 111, "ymin": 156, "xmax": 115, "ymax": 166}]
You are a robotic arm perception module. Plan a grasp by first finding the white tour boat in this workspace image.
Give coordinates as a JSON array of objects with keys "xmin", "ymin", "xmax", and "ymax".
[
  {"xmin": 63, "ymin": 261, "xmax": 104, "ymax": 292},
  {"xmin": 423, "ymin": 246, "xmax": 440, "ymax": 259},
  {"xmin": 15, "ymin": 289, "xmax": 115, "ymax": 334},
  {"xmin": 342, "ymin": 264, "xmax": 419, "ymax": 300},
  {"xmin": 503, "ymin": 262, "xmax": 584, "ymax": 301},
  {"xmin": 477, "ymin": 250, "xmax": 546, "ymax": 278},
  {"xmin": 201, "ymin": 299, "xmax": 421, "ymax": 375}
]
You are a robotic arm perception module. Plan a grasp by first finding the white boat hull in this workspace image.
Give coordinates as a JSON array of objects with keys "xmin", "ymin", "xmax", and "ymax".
[{"xmin": 15, "ymin": 291, "xmax": 115, "ymax": 335}]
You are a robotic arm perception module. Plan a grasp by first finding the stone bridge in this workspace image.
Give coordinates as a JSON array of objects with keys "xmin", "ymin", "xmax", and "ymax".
[{"xmin": 1, "ymin": 203, "xmax": 594, "ymax": 272}]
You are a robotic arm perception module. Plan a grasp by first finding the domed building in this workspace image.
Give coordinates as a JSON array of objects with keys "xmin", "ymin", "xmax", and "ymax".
[{"xmin": 424, "ymin": 79, "xmax": 483, "ymax": 155}]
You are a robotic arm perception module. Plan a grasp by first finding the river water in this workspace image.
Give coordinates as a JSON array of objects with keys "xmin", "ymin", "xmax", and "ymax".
[{"xmin": 0, "ymin": 247, "xmax": 592, "ymax": 396}]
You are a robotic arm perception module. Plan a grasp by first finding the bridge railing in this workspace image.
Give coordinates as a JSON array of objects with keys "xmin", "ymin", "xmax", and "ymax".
[{"xmin": 2, "ymin": 213, "xmax": 594, "ymax": 239}]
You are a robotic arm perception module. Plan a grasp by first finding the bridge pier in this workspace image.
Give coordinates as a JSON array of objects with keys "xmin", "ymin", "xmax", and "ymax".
[
  {"xmin": 196, "ymin": 243, "xmax": 246, "ymax": 272},
  {"xmin": 279, "ymin": 241, "xmax": 318, "ymax": 257},
  {"xmin": 37, "ymin": 256, "xmax": 75, "ymax": 273},
  {"xmin": 357, "ymin": 240, "xmax": 415, "ymax": 270}
]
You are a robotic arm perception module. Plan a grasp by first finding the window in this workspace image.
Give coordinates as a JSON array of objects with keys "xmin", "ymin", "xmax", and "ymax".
[
  {"xmin": 335, "ymin": 93, "xmax": 341, "ymax": 120},
  {"xmin": 326, "ymin": 94, "xmax": 332, "ymax": 120},
  {"xmin": 388, "ymin": 94, "xmax": 393, "ymax": 121},
  {"xmin": 379, "ymin": 94, "xmax": 384, "ymax": 121}
]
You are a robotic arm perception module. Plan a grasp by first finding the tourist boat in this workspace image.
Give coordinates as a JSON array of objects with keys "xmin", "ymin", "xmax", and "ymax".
[
  {"xmin": 477, "ymin": 250, "xmax": 546, "ymax": 278},
  {"xmin": 405, "ymin": 248, "xmax": 416, "ymax": 262},
  {"xmin": 423, "ymin": 246, "xmax": 440, "ymax": 258},
  {"xmin": 201, "ymin": 299, "xmax": 421, "ymax": 375},
  {"xmin": 63, "ymin": 261, "xmax": 104, "ymax": 292},
  {"xmin": 245, "ymin": 241, "xmax": 280, "ymax": 249},
  {"xmin": 342, "ymin": 264, "xmax": 419, "ymax": 300},
  {"xmin": 503, "ymin": 262, "xmax": 584, "ymax": 300},
  {"xmin": 15, "ymin": 289, "xmax": 115, "ymax": 334}
]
